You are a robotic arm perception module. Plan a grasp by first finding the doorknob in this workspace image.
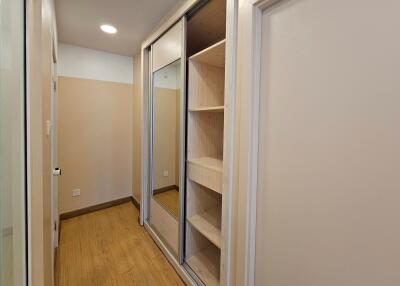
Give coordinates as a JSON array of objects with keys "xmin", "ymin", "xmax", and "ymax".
[{"xmin": 52, "ymin": 168, "xmax": 61, "ymax": 176}]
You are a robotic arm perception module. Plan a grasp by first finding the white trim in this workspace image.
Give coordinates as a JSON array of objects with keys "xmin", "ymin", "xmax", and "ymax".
[
  {"xmin": 234, "ymin": 0, "xmax": 280, "ymax": 285},
  {"xmin": 220, "ymin": 0, "xmax": 238, "ymax": 285},
  {"xmin": 140, "ymin": 47, "xmax": 150, "ymax": 225},
  {"xmin": 178, "ymin": 16, "xmax": 187, "ymax": 264}
]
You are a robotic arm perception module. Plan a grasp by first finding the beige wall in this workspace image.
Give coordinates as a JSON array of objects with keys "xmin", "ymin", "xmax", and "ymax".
[
  {"xmin": 58, "ymin": 76, "xmax": 133, "ymax": 213},
  {"xmin": 132, "ymin": 54, "xmax": 142, "ymax": 201}
]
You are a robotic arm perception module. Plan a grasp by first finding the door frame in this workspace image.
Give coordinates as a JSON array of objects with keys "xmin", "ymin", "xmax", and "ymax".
[
  {"xmin": 234, "ymin": 0, "xmax": 283, "ymax": 285},
  {"xmin": 50, "ymin": 31, "xmax": 59, "ymax": 249}
]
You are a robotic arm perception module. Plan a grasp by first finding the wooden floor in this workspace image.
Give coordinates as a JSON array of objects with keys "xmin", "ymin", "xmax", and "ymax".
[
  {"xmin": 153, "ymin": 190, "xmax": 180, "ymax": 219},
  {"xmin": 55, "ymin": 202, "xmax": 185, "ymax": 286}
]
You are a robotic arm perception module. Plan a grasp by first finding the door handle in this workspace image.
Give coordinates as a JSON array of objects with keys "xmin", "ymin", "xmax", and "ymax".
[{"xmin": 52, "ymin": 168, "xmax": 61, "ymax": 176}]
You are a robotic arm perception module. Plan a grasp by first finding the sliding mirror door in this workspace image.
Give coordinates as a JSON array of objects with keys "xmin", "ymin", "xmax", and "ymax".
[{"xmin": 148, "ymin": 20, "xmax": 185, "ymax": 259}]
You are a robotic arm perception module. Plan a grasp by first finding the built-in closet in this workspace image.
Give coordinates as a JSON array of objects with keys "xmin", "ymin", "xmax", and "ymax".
[
  {"xmin": 143, "ymin": 0, "xmax": 229, "ymax": 285},
  {"xmin": 184, "ymin": 1, "xmax": 226, "ymax": 285}
]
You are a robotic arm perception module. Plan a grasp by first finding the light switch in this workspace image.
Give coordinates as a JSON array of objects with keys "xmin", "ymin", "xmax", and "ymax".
[
  {"xmin": 46, "ymin": 120, "xmax": 52, "ymax": 136},
  {"xmin": 163, "ymin": 170, "xmax": 169, "ymax": 177},
  {"xmin": 72, "ymin": 189, "xmax": 80, "ymax": 197}
]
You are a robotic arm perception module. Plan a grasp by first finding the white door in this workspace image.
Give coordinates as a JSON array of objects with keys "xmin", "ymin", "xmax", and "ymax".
[
  {"xmin": 51, "ymin": 35, "xmax": 60, "ymax": 248},
  {"xmin": 0, "ymin": 0, "xmax": 27, "ymax": 284},
  {"xmin": 236, "ymin": 0, "xmax": 400, "ymax": 285}
]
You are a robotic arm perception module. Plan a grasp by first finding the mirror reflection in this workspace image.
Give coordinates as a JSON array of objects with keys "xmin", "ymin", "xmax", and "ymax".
[{"xmin": 152, "ymin": 60, "xmax": 181, "ymax": 220}]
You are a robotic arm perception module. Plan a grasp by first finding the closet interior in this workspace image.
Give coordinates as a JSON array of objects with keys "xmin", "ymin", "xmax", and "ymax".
[{"xmin": 184, "ymin": 0, "xmax": 226, "ymax": 285}]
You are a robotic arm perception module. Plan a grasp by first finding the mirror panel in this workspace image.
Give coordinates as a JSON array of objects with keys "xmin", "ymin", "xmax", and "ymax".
[
  {"xmin": 152, "ymin": 60, "xmax": 181, "ymax": 219},
  {"xmin": 149, "ymin": 59, "xmax": 181, "ymax": 257}
]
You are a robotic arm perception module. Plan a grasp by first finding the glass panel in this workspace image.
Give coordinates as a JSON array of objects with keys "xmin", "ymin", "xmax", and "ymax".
[
  {"xmin": 0, "ymin": 0, "xmax": 27, "ymax": 284},
  {"xmin": 149, "ymin": 60, "xmax": 181, "ymax": 257}
]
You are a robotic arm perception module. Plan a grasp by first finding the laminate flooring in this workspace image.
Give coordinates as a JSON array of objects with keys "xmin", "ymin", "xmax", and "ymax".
[
  {"xmin": 56, "ymin": 202, "xmax": 185, "ymax": 286},
  {"xmin": 153, "ymin": 190, "xmax": 180, "ymax": 219}
]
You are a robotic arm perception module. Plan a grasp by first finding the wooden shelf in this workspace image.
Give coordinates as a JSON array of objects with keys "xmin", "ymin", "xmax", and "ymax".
[
  {"xmin": 186, "ymin": 5, "xmax": 226, "ymax": 283},
  {"xmin": 188, "ymin": 157, "xmax": 223, "ymax": 173},
  {"xmin": 189, "ymin": 39, "xmax": 226, "ymax": 68},
  {"xmin": 189, "ymin": 106, "xmax": 224, "ymax": 112},
  {"xmin": 188, "ymin": 157, "xmax": 223, "ymax": 194},
  {"xmin": 187, "ymin": 246, "xmax": 220, "ymax": 286},
  {"xmin": 188, "ymin": 207, "xmax": 221, "ymax": 249}
]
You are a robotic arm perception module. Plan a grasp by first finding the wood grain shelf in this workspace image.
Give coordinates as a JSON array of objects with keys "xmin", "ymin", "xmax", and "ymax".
[
  {"xmin": 186, "ymin": 7, "xmax": 226, "ymax": 284},
  {"xmin": 188, "ymin": 157, "xmax": 223, "ymax": 172},
  {"xmin": 188, "ymin": 157, "xmax": 223, "ymax": 194},
  {"xmin": 188, "ymin": 207, "xmax": 221, "ymax": 249},
  {"xmin": 189, "ymin": 106, "xmax": 224, "ymax": 112},
  {"xmin": 189, "ymin": 39, "xmax": 226, "ymax": 68},
  {"xmin": 187, "ymin": 246, "xmax": 220, "ymax": 286}
]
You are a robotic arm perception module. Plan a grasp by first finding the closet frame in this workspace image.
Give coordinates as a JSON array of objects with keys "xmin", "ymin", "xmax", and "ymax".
[{"xmin": 140, "ymin": 0, "xmax": 238, "ymax": 285}]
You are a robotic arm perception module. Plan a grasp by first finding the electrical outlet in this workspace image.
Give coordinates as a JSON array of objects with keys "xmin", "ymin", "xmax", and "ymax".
[
  {"xmin": 72, "ymin": 189, "xmax": 80, "ymax": 197},
  {"xmin": 163, "ymin": 170, "xmax": 169, "ymax": 177}
]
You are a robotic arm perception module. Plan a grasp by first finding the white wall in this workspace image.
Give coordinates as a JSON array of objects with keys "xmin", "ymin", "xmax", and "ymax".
[
  {"xmin": 254, "ymin": 0, "xmax": 400, "ymax": 285},
  {"xmin": 58, "ymin": 43, "xmax": 133, "ymax": 84}
]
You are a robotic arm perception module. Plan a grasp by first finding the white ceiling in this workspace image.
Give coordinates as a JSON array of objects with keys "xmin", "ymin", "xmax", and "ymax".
[{"xmin": 55, "ymin": 0, "xmax": 182, "ymax": 57}]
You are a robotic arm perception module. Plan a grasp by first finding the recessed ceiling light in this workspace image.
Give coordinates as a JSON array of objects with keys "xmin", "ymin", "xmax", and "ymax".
[{"xmin": 100, "ymin": 24, "xmax": 117, "ymax": 34}]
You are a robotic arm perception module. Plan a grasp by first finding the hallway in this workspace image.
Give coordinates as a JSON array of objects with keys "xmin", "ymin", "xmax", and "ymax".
[{"xmin": 55, "ymin": 203, "xmax": 184, "ymax": 286}]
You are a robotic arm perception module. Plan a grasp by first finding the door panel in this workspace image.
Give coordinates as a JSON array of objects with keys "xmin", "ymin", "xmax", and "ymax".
[
  {"xmin": 51, "ymin": 46, "xmax": 59, "ymax": 248},
  {"xmin": 149, "ymin": 20, "xmax": 184, "ymax": 259},
  {"xmin": 0, "ymin": 0, "xmax": 27, "ymax": 284},
  {"xmin": 152, "ymin": 21, "xmax": 182, "ymax": 72},
  {"xmin": 256, "ymin": 0, "xmax": 400, "ymax": 285}
]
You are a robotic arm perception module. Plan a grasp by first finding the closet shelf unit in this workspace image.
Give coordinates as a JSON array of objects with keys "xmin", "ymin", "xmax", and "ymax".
[
  {"xmin": 189, "ymin": 39, "xmax": 226, "ymax": 70},
  {"xmin": 187, "ymin": 245, "xmax": 221, "ymax": 286},
  {"xmin": 186, "ymin": 37, "xmax": 226, "ymax": 285},
  {"xmin": 187, "ymin": 157, "xmax": 223, "ymax": 194},
  {"xmin": 188, "ymin": 156, "xmax": 223, "ymax": 172},
  {"xmin": 187, "ymin": 40, "xmax": 226, "ymax": 111},
  {"xmin": 185, "ymin": 0, "xmax": 227, "ymax": 283},
  {"xmin": 189, "ymin": 106, "xmax": 224, "ymax": 112},
  {"xmin": 188, "ymin": 207, "xmax": 222, "ymax": 248}
]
